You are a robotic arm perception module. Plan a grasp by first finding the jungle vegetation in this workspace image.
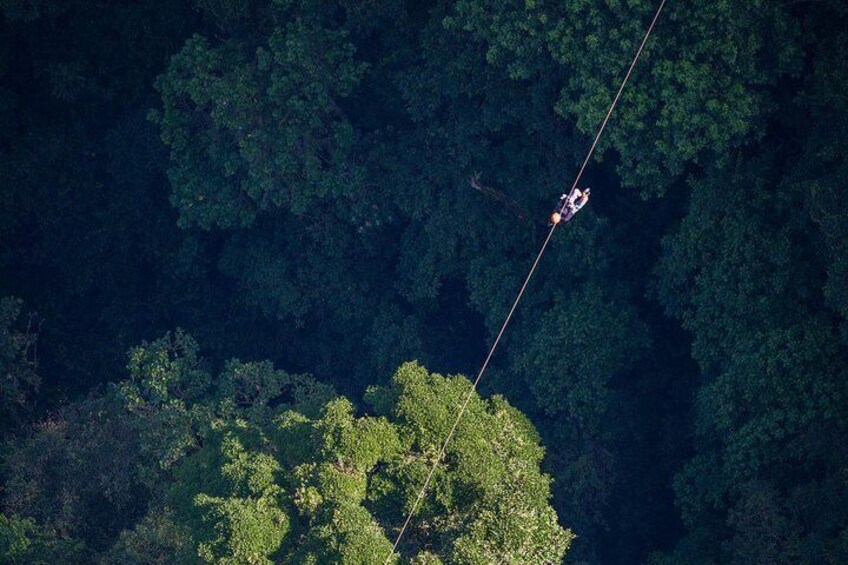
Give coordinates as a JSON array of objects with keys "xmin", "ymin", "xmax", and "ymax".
[{"xmin": 1, "ymin": 0, "xmax": 847, "ymax": 563}]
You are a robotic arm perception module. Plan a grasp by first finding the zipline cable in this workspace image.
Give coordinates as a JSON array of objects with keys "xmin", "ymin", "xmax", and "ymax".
[{"xmin": 384, "ymin": 0, "xmax": 668, "ymax": 560}]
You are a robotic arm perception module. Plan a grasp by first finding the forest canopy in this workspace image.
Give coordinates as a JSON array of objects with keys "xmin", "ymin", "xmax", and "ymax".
[{"xmin": 1, "ymin": 0, "xmax": 847, "ymax": 563}]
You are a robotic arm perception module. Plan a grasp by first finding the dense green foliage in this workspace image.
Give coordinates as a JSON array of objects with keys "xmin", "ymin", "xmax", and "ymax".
[
  {"xmin": 1, "ymin": 0, "xmax": 847, "ymax": 562},
  {"xmin": 1, "ymin": 335, "xmax": 569, "ymax": 563}
]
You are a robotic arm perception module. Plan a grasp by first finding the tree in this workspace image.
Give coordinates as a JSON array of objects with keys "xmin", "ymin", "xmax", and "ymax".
[
  {"xmin": 98, "ymin": 508, "xmax": 194, "ymax": 565},
  {"xmin": 508, "ymin": 284, "xmax": 649, "ymax": 529},
  {"xmin": 0, "ymin": 297, "xmax": 40, "ymax": 430},
  {"xmin": 653, "ymin": 152, "xmax": 848, "ymax": 562},
  {"xmin": 160, "ymin": 361, "xmax": 572, "ymax": 563},
  {"xmin": 169, "ymin": 425, "xmax": 289, "ymax": 564},
  {"xmin": 152, "ymin": 9, "xmax": 367, "ymax": 230},
  {"xmin": 1, "ymin": 393, "xmax": 149, "ymax": 552},
  {"xmin": 445, "ymin": 0, "xmax": 802, "ymax": 194},
  {"xmin": 0, "ymin": 514, "xmax": 87, "ymax": 564}
]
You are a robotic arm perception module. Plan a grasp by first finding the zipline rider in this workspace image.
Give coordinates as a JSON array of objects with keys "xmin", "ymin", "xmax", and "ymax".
[{"xmin": 550, "ymin": 187, "xmax": 590, "ymax": 225}]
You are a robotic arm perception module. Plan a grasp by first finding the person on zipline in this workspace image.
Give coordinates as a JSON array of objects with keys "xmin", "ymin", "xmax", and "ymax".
[{"xmin": 550, "ymin": 187, "xmax": 590, "ymax": 225}]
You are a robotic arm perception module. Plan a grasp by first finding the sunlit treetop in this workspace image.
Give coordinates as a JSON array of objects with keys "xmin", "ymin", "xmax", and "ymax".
[{"xmin": 158, "ymin": 360, "xmax": 573, "ymax": 563}]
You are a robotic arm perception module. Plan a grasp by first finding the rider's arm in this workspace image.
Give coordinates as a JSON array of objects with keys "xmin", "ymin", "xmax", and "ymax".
[{"xmin": 574, "ymin": 194, "xmax": 589, "ymax": 211}]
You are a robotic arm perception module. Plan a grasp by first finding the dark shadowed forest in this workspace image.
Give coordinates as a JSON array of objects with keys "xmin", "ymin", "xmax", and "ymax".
[{"xmin": 1, "ymin": 0, "xmax": 847, "ymax": 563}]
